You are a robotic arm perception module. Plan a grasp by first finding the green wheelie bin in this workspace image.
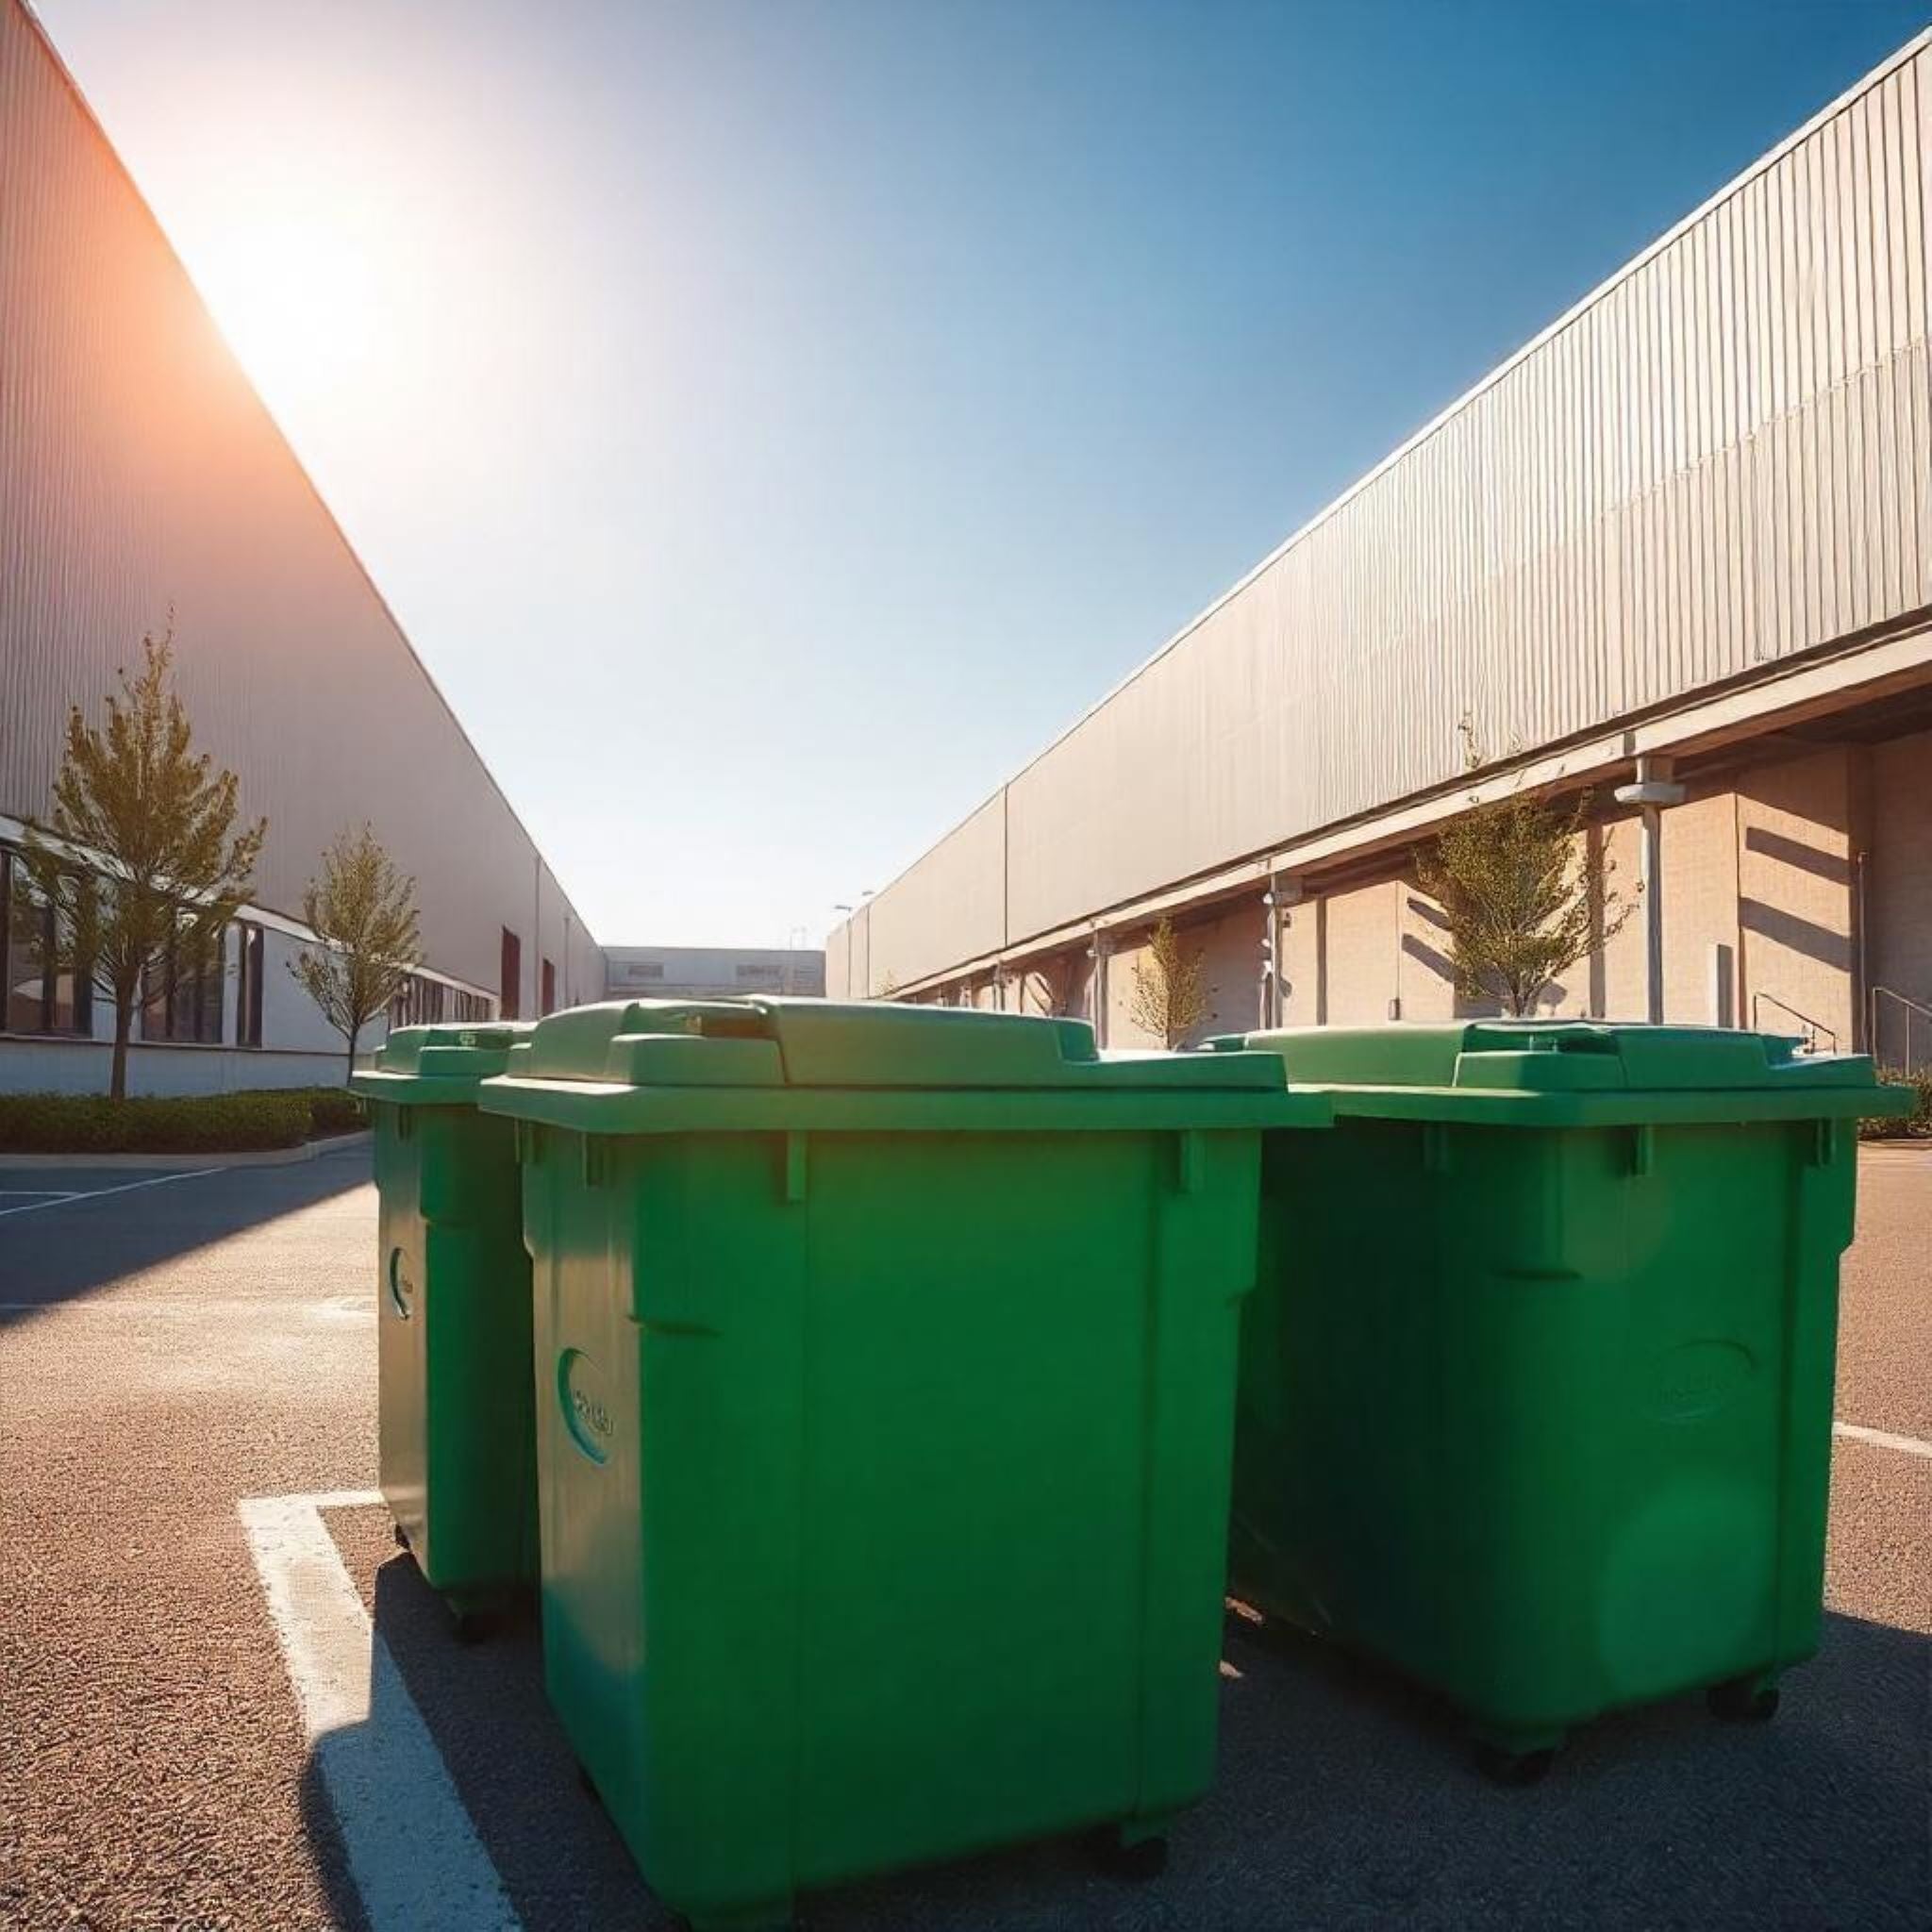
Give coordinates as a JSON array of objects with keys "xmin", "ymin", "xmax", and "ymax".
[
  {"xmin": 353, "ymin": 1022, "xmax": 538, "ymax": 1636},
  {"xmin": 479, "ymin": 997, "xmax": 1329, "ymax": 1932},
  {"xmin": 1212, "ymin": 1020, "xmax": 1908, "ymax": 1781}
]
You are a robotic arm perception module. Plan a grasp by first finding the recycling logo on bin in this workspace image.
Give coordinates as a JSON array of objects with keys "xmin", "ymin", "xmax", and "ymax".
[
  {"xmin": 559, "ymin": 1347, "xmax": 614, "ymax": 1464},
  {"xmin": 386, "ymin": 1247, "xmax": 415, "ymax": 1320}
]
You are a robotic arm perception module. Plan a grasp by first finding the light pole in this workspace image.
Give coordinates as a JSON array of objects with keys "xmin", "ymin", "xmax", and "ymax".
[
  {"xmin": 1260, "ymin": 877, "xmax": 1303, "ymax": 1029},
  {"xmin": 832, "ymin": 893, "xmax": 874, "ymax": 999},
  {"xmin": 1613, "ymin": 756, "xmax": 1687, "ymax": 1025},
  {"xmin": 833, "ymin": 905, "xmax": 854, "ymax": 1001}
]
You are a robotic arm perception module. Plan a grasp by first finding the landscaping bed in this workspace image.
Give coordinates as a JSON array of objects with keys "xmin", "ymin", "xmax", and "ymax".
[
  {"xmin": 1859, "ymin": 1069, "xmax": 1932, "ymax": 1141},
  {"xmin": 0, "ymin": 1086, "xmax": 367, "ymax": 1155}
]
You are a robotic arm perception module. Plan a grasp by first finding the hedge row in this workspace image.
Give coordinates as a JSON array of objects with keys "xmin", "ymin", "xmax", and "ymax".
[
  {"xmin": 0, "ymin": 1086, "xmax": 368, "ymax": 1155},
  {"xmin": 1859, "ymin": 1068, "xmax": 1932, "ymax": 1141}
]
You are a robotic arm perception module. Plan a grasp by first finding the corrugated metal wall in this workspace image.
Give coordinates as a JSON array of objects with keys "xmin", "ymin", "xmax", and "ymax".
[
  {"xmin": 841, "ymin": 36, "xmax": 1932, "ymax": 990},
  {"xmin": 0, "ymin": 0, "xmax": 602, "ymax": 1008}
]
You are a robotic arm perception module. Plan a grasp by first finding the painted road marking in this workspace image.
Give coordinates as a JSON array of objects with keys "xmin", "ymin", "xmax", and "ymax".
[
  {"xmin": 0, "ymin": 1168, "xmax": 225, "ymax": 1220},
  {"xmin": 1834, "ymin": 1421, "xmax": 1932, "ymax": 1460},
  {"xmin": 239, "ymin": 1491, "xmax": 522, "ymax": 1932}
]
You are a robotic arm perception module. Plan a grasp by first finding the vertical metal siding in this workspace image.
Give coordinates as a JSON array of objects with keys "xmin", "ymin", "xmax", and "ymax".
[
  {"xmin": 0, "ymin": 0, "xmax": 596, "ymax": 996},
  {"xmin": 836, "ymin": 39, "xmax": 1932, "ymax": 986}
]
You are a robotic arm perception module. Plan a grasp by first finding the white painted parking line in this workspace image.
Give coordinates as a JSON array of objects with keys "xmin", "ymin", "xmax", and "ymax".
[
  {"xmin": 0, "ymin": 1168, "xmax": 225, "ymax": 1219},
  {"xmin": 1834, "ymin": 1421, "xmax": 1932, "ymax": 1460},
  {"xmin": 0, "ymin": 1189, "xmax": 80, "ymax": 1196},
  {"xmin": 239, "ymin": 1491, "xmax": 522, "ymax": 1932}
]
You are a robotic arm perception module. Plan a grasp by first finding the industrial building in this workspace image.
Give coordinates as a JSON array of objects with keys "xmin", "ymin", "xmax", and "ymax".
[
  {"xmin": 605, "ymin": 946, "xmax": 827, "ymax": 1001},
  {"xmin": 0, "ymin": 0, "xmax": 605, "ymax": 1094},
  {"xmin": 828, "ymin": 30, "xmax": 1932, "ymax": 1073}
]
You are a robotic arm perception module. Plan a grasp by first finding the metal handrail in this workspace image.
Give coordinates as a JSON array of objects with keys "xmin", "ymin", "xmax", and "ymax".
[
  {"xmin": 1869, "ymin": 985, "xmax": 1932, "ymax": 1074},
  {"xmin": 1749, "ymin": 991, "xmax": 1838, "ymax": 1054}
]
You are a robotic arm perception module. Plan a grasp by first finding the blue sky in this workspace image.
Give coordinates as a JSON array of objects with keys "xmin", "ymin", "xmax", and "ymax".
[{"xmin": 36, "ymin": 0, "xmax": 1932, "ymax": 946}]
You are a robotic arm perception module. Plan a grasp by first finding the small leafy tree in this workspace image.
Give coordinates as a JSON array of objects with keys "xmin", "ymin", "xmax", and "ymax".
[
  {"xmin": 1128, "ymin": 915, "xmax": 1209, "ymax": 1047},
  {"xmin": 20, "ymin": 627, "xmax": 266, "ymax": 1099},
  {"xmin": 1414, "ymin": 724, "xmax": 1635, "ymax": 1016},
  {"xmin": 291, "ymin": 824, "xmax": 420, "ymax": 1074}
]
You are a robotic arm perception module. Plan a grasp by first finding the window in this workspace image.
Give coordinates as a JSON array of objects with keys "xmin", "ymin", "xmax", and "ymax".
[
  {"xmin": 3, "ymin": 848, "xmax": 93, "ymax": 1037},
  {"xmin": 541, "ymin": 958, "xmax": 557, "ymax": 1015},
  {"xmin": 142, "ymin": 925, "xmax": 224, "ymax": 1044},
  {"xmin": 388, "ymin": 972, "xmax": 450, "ymax": 1031},
  {"xmin": 501, "ymin": 928, "xmax": 521, "ymax": 1020},
  {"xmin": 235, "ymin": 924, "xmax": 266, "ymax": 1047},
  {"xmin": 449, "ymin": 987, "xmax": 491, "ymax": 1024},
  {"xmin": 734, "ymin": 961, "xmax": 783, "ymax": 985}
]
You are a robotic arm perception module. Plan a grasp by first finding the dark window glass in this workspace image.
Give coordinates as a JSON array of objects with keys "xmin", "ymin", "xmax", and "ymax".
[
  {"xmin": 142, "ymin": 926, "xmax": 225, "ymax": 1044},
  {"xmin": 237, "ymin": 924, "xmax": 265, "ymax": 1047},
  {"xmin": 541, "ymin": 958, "xmax": 557, "ymax": 1015},
  {"xmin": 501, "ymin": 928, "xmax": 521, "ymax": 1020},
  {"xmin": 6, "ymin": 853, "xmax": 48, "ymax": 1033},
  {"xmin": 388, "ymin": 972, "xmax": 453, "ymax": 1031}
]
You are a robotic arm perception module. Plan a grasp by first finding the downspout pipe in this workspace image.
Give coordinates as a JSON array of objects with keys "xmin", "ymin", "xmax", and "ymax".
[{"xmin": 1613, "ymin": 756, "xmax": 1688, "ymax": 1025}]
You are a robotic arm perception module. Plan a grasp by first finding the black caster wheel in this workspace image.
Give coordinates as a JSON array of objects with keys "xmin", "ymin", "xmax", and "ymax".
[
  {"xmin": 391, "ymin": 1523, "xmax": 409, "ymax": 1549},
  {"xmin": 1095, "ymin": 1830, "xmax": 1170, "ymax": 1881},
  {"xmin": 450, "ymin": 1608, "xmax": 486, "ymax": 1645},
  {"xmin": 1707, "ymin": 1678, "xmax": 1780, "ymax": 1724},
  {"xmin": 1473, "ymin": 1741, "xmax": 1557, "ymax": 1787}
]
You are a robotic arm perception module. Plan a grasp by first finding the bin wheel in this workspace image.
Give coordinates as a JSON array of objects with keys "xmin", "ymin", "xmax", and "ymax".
[
  {"xmin": 1707, "ymin": 1678, "xmax": 1780, "ymax": 1724},
  {"xmin": 391, "ymin": 1522, "xmax": 409, "ymax": 1550},
  {"xmin": 1094, "ymin": 1828, "xmax": 1169, "ymax": 1881},
  {"xmin": 450, "ymin": 1608, "xmax": 485, "ymax": 1646},
  {"xmin": 1473, "ymin": 1741, "xmax": 1556, "ymax": 1787}
]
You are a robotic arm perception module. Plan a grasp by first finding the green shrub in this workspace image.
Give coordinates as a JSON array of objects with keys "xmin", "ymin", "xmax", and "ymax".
[
  {"xmin": 0, "ymin": 1090, "xmax": 314, "ymax": 1154},
  {"xmin": 301, "ymin": 1087, "xmax": 367, "ymax": 1135},
  {"xmin": 1860, "ymin": 1067, "xmax": 1932, "ymax": 1140},
  {"xmin": 0, "ymin": 1083, "xmax": 375, "ymax": 1153}
]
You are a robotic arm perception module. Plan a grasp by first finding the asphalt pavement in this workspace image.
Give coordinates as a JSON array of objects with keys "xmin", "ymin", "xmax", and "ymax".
[{"xmin": 0, "ymin": 1141, "xmax": 1925, "ymax": 1931}]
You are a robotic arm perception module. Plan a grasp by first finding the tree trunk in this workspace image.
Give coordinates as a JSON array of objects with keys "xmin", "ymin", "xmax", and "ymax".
[
  {"xmin": 110, "ymin": 999, "xmax": 133, "ymax": 1101},
  {"xmin": 345, "ymin": 1024, "xmax": 359, "ymax": 1086}
]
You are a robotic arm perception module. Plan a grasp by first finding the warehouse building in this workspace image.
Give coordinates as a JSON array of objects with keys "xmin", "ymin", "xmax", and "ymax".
[
  {"xmin": 829, "ymin": 31, "xmax": 1932, "ymax": 1073},
  {"xmin": 606, "ymin": 946, "xmax": 827, "ymax": 1001},
  {"xmin": 0, "ymin": 0, "xmax": 605, "ymax": 1094}
]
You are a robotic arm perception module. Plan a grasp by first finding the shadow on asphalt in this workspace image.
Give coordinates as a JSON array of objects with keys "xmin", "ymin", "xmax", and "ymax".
[
  {"xmin": 0, "ymin": 1144, "xmax": 370, "ymax": 1324},
  {"xmin": 319, "ymin": 1535, "xmax": 1931, "ymax": 1932}
]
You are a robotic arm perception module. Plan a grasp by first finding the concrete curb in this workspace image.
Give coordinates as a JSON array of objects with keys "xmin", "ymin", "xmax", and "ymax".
[{"xmin": 0, "ymin": 1131, "xmax": 372, "ymax": 1173}]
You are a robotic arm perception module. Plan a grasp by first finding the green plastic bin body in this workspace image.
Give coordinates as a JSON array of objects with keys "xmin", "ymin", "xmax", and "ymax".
[
  {"xmin": 353, "ymin": 1024, "xmax": 538, "ymax": 1614},
  {"xmin": 1217, "ymin": 1021, "xmax": 1907, "ymax": 1756},
  {"xmin": 481, "ymin": 998, "xmax": 1326, "ymax": 1931}
]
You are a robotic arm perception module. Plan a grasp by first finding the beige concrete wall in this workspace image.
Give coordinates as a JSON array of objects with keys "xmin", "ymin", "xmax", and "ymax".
[
  {"xmin": 1324, "ymin": 880, "xmax": 1402, "ymax": 1026},
  {"xmin": 1655, "ymin": 788, "xmax": 1744, "ymax": 1026},
  {"xmin": 1243, "ymin": 756, "xmax": 1865, "ymax": 1035},
  {"xmin": 1734, "ymin": 750, "xmax": 1856, "ymax": 1046},
  {"xmin": 1867, "ymin": 730, "xmax": 1932, "ymax": 1065},
  {"xmin": 1278, "ymin": 898, "xmax": 1322, "ymax": 1024}
]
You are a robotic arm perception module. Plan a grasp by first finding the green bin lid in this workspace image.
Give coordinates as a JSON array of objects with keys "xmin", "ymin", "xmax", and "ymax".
[
  {"xmin": 351, "ymin": 1021, "xmax": 532, "ymax": 1105},
  {"xmin": 1208, "ymin": 1021, "xmax": 1909, "ymax": 1126},
  {"xmin": 480, "ymin": 998, "xmax": 1332, "ymax": 1135}
]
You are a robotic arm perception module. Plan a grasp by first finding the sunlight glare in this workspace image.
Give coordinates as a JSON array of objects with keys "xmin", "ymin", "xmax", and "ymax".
[{"xmin": 188, "ymin": 171, "xmax": 387, "ymax": 415}]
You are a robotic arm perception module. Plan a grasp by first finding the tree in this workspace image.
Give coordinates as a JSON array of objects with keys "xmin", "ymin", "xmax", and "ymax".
[
  {"xmin": 1128, "ymin": 916, "xmax": 1209, "ymax": 1048},
  {"xmin": 291, "ymin": 824, "xmax": 421, "ymax": 1074},
  {"xmin": 20, "ymin": 627, "xmax": 266, "ymax": 1100},
  {"xmin": 1414, "ymin": 724, "xmax": 1636, "ymax": 1017}
]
